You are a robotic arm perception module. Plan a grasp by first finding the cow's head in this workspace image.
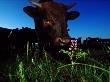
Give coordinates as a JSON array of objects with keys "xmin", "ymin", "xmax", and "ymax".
[{"xmin": 23, "ymin": 1, "xmax": 80, "ymax": 47}]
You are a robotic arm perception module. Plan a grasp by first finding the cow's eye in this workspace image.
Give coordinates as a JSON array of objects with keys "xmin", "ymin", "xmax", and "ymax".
[
  {"xmin": 46, "ymin": 20, "xmax": 50, "ymax": 24},
  {"xmin": 43, "ymin": 19, "xmax": 51, "ymax": 27},
  {"xmin": 43, "ymin": 19, "xmax": 49, "ymax": 23},
  {"xmin": 44, "ymin": 20, "xmax": 51, "ymax": 25}
]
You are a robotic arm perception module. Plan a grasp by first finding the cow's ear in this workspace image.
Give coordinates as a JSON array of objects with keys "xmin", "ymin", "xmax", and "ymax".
[
  {"xmin": 67, "ymin": 11, "xmax": 80, "ymax": 20},
  {"xmin": 23, "ymin": 6, "xmax": 40, "ymax": 20}
]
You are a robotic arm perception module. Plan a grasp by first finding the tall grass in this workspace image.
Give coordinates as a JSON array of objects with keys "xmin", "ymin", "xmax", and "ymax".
[{"xmin": 5, "ymin": 43, "xmax": 110, "ymax": 82}]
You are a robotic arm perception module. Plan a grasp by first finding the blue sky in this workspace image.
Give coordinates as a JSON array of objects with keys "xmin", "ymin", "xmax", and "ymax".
[{"xmin": 0, "ymin": 0, "xmax": 110, "ymax": 39}]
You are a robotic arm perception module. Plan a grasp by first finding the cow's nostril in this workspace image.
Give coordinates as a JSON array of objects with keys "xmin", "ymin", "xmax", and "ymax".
[
  {"xmin": 55, "ymin": 37, "xmax": 62, "ymax": 43},
  {"xmin": 58, "ymin": 38, "xmax": 63, "ymax": 43}
]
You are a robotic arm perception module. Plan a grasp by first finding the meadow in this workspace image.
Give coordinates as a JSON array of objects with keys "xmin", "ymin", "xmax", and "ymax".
[{"xmin": 2, "ymin": 44, "xmax": 110, "ymax": 82}]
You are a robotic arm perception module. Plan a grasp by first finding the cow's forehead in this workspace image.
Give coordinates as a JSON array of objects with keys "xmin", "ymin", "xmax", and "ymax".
[{"xmin": 42, "ymin": 2, "xmax": 66, "ymax": 12}]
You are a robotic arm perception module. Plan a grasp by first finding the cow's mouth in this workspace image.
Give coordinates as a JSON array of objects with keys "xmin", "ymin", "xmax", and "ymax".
[{"xmin": 54, "ymin": 37, "xmax": 70, "ymax": 46}]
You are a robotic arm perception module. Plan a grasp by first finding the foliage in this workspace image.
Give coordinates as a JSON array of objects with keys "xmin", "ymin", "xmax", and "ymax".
[
  {"xmin": 4, "ymin": 45, "xmax": 110, "ymax": 82},
  {"xmin": 59, "ymin": 48, "xmax": 88, "ymax": 60},
  {"xmin": 105, "ymin": 46, "xmax": 110, "ymax": 55}
]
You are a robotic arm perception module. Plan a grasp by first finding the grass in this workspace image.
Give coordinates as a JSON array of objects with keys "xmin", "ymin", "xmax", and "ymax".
[{"xmin": 4, "ymin": 44, "xmax": 110, "ymax": 82}]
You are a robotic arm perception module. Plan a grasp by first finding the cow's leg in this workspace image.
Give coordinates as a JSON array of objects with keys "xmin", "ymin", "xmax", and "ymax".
[{"xmin": 67, "ymin": 11, "xmax": 80, "ymax": 20}]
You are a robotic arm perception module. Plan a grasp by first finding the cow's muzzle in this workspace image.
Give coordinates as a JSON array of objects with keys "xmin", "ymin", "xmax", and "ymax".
[{"xmin": 54, "ymin": 37, "xmax": 70, "ymax": 46}]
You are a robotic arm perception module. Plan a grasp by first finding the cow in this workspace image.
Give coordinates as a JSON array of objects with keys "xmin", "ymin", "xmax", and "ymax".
[{"xmin": 23, "ymin": 0, "xmax": 80, "ymax": 60}]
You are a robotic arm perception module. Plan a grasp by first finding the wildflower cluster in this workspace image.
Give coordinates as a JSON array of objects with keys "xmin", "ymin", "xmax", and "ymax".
[
  {"xmin": 60, "ymin": 49, "xmax": 87, "ymax": 60},
  {"xmin": 69, "ymin": 39, "xmax": 78, "ymax": 51}
]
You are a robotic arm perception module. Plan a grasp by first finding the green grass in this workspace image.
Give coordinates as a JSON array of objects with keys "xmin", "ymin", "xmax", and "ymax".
[{"xmin": 5, "ymin": 45, "xmax": 110, "ymax": 82}]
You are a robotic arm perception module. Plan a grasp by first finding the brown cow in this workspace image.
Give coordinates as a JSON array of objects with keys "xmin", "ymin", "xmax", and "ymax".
[{"xmin": 23, "ymin": 0, "xmax": 80, "ymax": 51}]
